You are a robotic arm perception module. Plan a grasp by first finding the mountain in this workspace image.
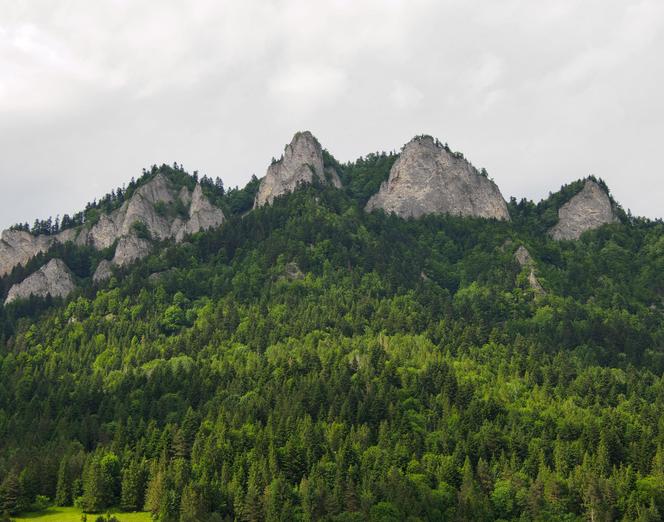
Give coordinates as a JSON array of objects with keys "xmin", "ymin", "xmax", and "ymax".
[
  {"xmin": 365, "ymin": 135, "xmax": 510, "ymax": 220},
  {"xmin": 0, "ymin": 133, "xmax": 662, "ymax": 522},
  {"xmin": 254, "ymin": 131, "xmax": 341, "ymax": 208}
]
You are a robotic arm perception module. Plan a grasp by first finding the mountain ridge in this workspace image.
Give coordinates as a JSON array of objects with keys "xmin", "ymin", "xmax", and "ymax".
[{"xmin": 0, "ymin": 131, "xmax": 629, "ymax": 306}]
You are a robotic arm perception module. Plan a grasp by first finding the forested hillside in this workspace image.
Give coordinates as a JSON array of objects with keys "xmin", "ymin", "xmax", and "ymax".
[{"xmin": 1, "ymin": 155, "xmax": 663, "ymax": 521}]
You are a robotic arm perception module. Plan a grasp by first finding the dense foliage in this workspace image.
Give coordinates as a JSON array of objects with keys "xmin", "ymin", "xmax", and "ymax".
[{"xmin": 1, "ymin": 157, "xmax": 663, "ymax": 521}]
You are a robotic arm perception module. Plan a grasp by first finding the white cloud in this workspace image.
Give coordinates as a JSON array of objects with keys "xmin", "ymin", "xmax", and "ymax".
[
  {"xmin": 390, "ymin": 81, "xmax": 424, "ymax": 110},
  {"xmin": 268, "ymin": 63, "xmax": 349, "ymax": 111},
  {"xmin": 0, "ymin": 0, "xmax": 663, "ymax": 227}
]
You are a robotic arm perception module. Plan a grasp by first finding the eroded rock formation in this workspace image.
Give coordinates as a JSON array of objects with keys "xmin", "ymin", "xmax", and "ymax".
[
  {"xmin": 254, "ymin": 131, "xmax": 342, "ymax": 208},
  {"xmin": 549, "ymin": 180, "xmax": 617, "ymax": 240},
  {"xmin": 514, "ymin": 245, "xmax": 545, "ymax": 295},
  {"xmin": 365, "ymin": 136, "xmax": 510, "ymax": 220},
  {"xmin": 0, "ymin": 174, "xmax": 226, "ymax": 279},
  {"xmin": 5, "ymin": 259, "xmax": 76, "ymax": 304},
  {"xmin": 92, "ymin": 260, "xmax": 113, "ymax": 284}
]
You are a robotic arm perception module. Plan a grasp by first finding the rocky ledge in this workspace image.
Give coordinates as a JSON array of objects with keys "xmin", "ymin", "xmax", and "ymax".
[
  {"xmin": 365, "ymin": 136, "xmax": 510, "ymax": 220},
  {"xmin": 254, "ymin": 131, "xmax": 341, "ymax": 208},
  {"xmin": 549, "ymin": 180, "xmax": 618, "ymax": 240},
  {"xmin": 5, "ymin": 259, "xmax": 76, "ymax": 305}
]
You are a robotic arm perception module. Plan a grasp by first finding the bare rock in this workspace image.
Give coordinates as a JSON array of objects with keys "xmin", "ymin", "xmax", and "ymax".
[
  {"xmin": 88, "ymin": 212, "xmax": 125, "ymax": 250},
  {"xmin": 178, "ymin": 186, "xmax": 192, "ymax": 206},
  {"xmin": 513, "ymin": 245, "xmax": 545, "ymax": 296},
  {"xmin": 514, "ymin": 245, "xmax": 534, "ymax": 267},
  {"xmin": 365, "ymin": 136, "xmax": 510, "ymax": 220},
  {"xmin": 0, "ymin": 230, "xmax": 56, "ymax": 277},
  {"xmin": 56, "ymin": 228, "xmax": 80, "ymax": 244},
  {"xmin": 549, "ymin": 180, "xmax": 617, "ymax": 240},
  {"xmin": 1, "ymin": 173, "xmax": 226, "ymax": 278},
  {"xmin": 174, "ymin": 184, "xmax": 226, "ymax": 241},
  {"xmin": 5, "ymin": 259, "xmax": 76, "ymax": 305},
  {"xmin": 282, "ymin": 261, "xmax": 304, "ymax": 281},
  {"xmin": 528, "ymin": 271, "xmax": 545, "ymax": 296},
  {"xmin": 120, "ymin": 173, "xmax": 175, "ymax": 240},
  {"xmin": 92, "ymin": 260, "xmax": 113, "ymax": 284},
  {"xmin": 112, "ymin": 235, "xmax": 152, "ymax": 267},
  {"xmin": 254, "ymin": 131, "xmax": 340, "ymax": 207}
]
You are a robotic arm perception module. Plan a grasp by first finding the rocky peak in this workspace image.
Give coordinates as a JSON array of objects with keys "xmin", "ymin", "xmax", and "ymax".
[
  {"xmin": 174, "ymin": 184, "xmax": 226, "ymax": 242},
  {"xmin": 365, "ymin": 136, "xmax": 510, "ymax": 220},
  {"xmin": 549, "ymin": 180, "xmax": 617, "ymax": 240},
  {"xmin": 1, "ymin": 174, "xmax": 227, "ymax": 282},
  {"xmin": 5, "ymin": 258, "xmax": 76, "ymax": 305},
  {"xmin": 254, "ymin": 131, "xmax": 342, "ymax": 208}
]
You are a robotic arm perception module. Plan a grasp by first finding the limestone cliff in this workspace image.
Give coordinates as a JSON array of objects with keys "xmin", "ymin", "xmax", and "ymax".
[
  {"xmin": 5, "ymin": 259, "xmax": 76, "ymax": 305},
  {"xmin": 0, "ymin": 230, "xmax": 55, "ymax": 277},
  {"xmin": 0, "ymin": 174, "xmax": 226, "ymax": 279},
  {"xmin": 92, "ymin": 260, "xmax": 113, "ymax": 284},
  {"xmin": 112, "ymin": 235, "xmax": 152, "ymax": 267},
  {"xmin": 254, "ymin": 131, "xmax": 342, "ymax": 208},
  {"xmin": 549, "ymin": 180, "xmax": 617, "ymax": 240},
  {"xmin": 175, "ymin": 184, "xmax": 226, "ymax": 242},
  {"xmin": 365, "ymin": 136, "xmax": 510, "ymax": 220}
]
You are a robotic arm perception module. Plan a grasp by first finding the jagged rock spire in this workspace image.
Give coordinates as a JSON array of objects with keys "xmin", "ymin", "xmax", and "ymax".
[{"xmin": 254, "ymin": 131, "xmax": 341, "ymax": 208}]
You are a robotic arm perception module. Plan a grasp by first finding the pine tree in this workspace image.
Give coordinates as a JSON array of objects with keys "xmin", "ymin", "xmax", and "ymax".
[
  {"xmin": 456, "ymin": 457, "xmax": 491, "ymax": 522},
  {"xmin": 179, "ymin": 483, "xmax": 206, "ymax": 522},
  {"xmin": 0, "ymin": 470, "xmax": 20, "ymax": 515},
  {"xmin": 242, "ymin": 471, "xmax": 263, "ymax": 522},
  {"xmin": 120, "ymin": 459, "xmax": 146, "ymax": 512},
  {"xmin": 56, "ymin": 456, "xmax": 71, "ymax": 506},
  {"xmin": 82, "ymin": 456, "xmax": 105, "ymax": 513},
  {"xmin": 144, "ymin": 462, "xmax": 166, "ymax": 517}
]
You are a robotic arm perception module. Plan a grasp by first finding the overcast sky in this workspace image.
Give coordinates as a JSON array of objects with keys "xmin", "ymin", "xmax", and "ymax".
[{"xmin": 1, "ymin": 0, "xmax": 663, "ymax": 229}]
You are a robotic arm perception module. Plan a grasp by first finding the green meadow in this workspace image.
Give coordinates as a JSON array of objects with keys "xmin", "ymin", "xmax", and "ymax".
[{"xmin": 14, "ymin": 507, "xmax": 152, "ymax": 522}]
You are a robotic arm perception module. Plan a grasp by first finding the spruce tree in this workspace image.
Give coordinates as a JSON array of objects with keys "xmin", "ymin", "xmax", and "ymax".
[{"xmin": 56, "ymin": 457, "xmax": 71, "ymax": 506}]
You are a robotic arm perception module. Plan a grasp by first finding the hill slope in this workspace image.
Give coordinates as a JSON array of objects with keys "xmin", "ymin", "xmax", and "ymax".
[{"xmin": 0, "ymin": 141, "xmax": 663, "ymax": 521}]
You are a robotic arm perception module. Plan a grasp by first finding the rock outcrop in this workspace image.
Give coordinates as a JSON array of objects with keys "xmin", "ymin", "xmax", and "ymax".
[
  {"xmin": 549, "ymin": 180, "xmax": 617, "ymax": 240},
  {"xmin": 514, "ymin": 245, "xmax": 545, "ymax": 295},
  {"xmin": 0, "ymin": 174, "xmax": 226, "ymax": 278},
  {"xmin": 175, "ymin": 185, "xmax": 226, "ymax": 241},
  {"xmin": 254, "ymin": 131, "xmax": 342, "ymax": 208},
  {"xmin": 5, "ymin": 259, "xmax": 76, "ymax": 305},
  {"xmin": 0, "ymin": 230, "xmax": 55, "ymax": 277},
  {"xmin": 92, "ymin": 260, "xmax": 113, "ymax": 284},
  {"xmin": 112, "ymin": 235, "xmax": 152, "ymax": 267},
  {"xmin": 366, "ymin": 136, "xmax": 510, "ymax": 220}
]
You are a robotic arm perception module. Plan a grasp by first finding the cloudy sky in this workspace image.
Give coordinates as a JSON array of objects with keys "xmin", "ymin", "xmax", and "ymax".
[{"xmin": 1, "ymin": 0, "xmax": 663, "ymax": 228}]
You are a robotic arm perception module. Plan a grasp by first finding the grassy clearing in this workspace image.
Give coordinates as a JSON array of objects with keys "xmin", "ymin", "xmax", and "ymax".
[{"xmin": 14, "ymin": 506, "xmax": 152, "ymax": 521}]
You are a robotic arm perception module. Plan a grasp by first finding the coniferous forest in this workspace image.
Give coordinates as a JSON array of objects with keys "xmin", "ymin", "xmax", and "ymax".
[{"xmin": 1, "ymin": 157, "xmax": 664, "ymax": 522}]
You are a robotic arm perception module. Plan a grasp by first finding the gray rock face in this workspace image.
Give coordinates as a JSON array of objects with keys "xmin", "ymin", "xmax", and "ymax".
[
  {"xmin": 175, "ymin": 184, "xmax": 226, "ymax": 241},
  {"xmin": 0, "ymin": 230, "xmax": 55, "ymax": 277},
  {"xmin": 92, "ymin": 260, "xmax": 113, "ymax": 284},
  {"xmin": 254, "ymin": 131, "xmax": 342, "ymax": 208},
  {"xmin": 514, "ymin": 246, "xmax": 534, "ymax": 268},
  {"xmin": 514, "ymin": 245, "xmax": 545, "ymax": 295},
  {"xmin": 365, "ymin": 136, "xmax": 510, "ymax": 220},
  {"xmin": 112, "ymin": 235, "xmax": 152, "ymax": 267},
  {"xmin": 549, "ymin": 180, "xmax": 617, "ymax": 240},
  {"xmin": 0, "ymin": 174, "xmax": 226, "ymax": 278},
  {"xmin": 5, "ymin": 259, "xmax": 76, "ymax": 304}
]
